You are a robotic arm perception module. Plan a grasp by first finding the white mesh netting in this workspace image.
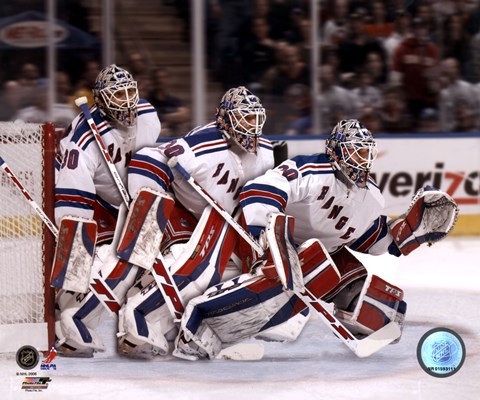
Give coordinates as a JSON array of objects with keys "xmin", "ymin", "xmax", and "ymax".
[{"xmin": 0, "ymin": 121, "xmax": 46, "ymax": 326}]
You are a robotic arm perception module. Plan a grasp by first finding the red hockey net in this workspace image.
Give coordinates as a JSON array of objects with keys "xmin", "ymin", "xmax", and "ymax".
[{"xmin": 0, "ymin": 121, "xmax": 56, "ymax": 353}]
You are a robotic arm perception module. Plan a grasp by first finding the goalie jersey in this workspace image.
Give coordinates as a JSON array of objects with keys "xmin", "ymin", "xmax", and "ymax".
[
  {"xmin": 128, "ymin": 123, "xmax": 275, "ymax": 218},
  {"xmin": 240, "ymin": 153, "xmax": 395, "ymax": 255},
  {"xmin": 55, "ymin": 100, "xmax": 160, "ymax": 243}
]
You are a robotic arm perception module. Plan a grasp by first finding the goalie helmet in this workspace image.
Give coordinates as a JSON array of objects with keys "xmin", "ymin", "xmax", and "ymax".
[
  {"xmin": 326, "ymin": 119, "xmax": 377, "ymax": 188},
  {"xmin": 93, "ymin": 64, "xmax": 139, "ymax": 127},
  {"xmin": 216, "ymin": 86, "xmax": 266, "ymax": 153}
]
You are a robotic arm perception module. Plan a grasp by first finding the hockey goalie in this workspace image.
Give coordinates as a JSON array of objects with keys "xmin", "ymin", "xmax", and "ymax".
[{"xmin": 172, "ymin": 119, "xmax": 459, "ymax": 360}]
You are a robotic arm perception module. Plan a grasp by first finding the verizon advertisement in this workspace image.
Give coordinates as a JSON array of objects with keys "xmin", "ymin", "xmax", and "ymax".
[{"xmin": 285, "ymin": 135, "xmax": 480, "ymax": 216}]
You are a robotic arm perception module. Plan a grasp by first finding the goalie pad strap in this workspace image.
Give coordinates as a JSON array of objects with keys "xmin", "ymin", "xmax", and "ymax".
[
  {"xmin": 51, "ymin": 216, "xmax": 97, "ymax": 293},
  {"xmin": 117, "ymin": 188, "xmax": 175, "ymax": 269}
]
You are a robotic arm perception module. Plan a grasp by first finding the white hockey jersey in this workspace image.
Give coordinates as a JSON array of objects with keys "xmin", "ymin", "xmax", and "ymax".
[
  {"xmin": 55, "ymin": 99, "xmax": 160, "ymax": 241},
  {"xmin": 240, "ymin": 153, "xmax": 391, "ymax": 254},
  {"xmin": 128, "ymin": 123, "xmax": 275, "ymax": 218}
]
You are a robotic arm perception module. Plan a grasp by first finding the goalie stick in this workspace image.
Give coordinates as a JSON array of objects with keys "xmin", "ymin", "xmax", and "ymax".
[
  {"xmin": 168, "ymin": 157, "xmax": 401, "ymax": 358},
  {"xmin": 0, "ymin": 155, "xmax": 121, "ymax": 315}
]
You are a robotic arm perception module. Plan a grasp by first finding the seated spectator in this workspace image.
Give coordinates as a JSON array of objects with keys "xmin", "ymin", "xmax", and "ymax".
[
  {"xmin": 318, "ymin": 63, "xmax": 360, "ymax": 134},
  {"xmin": 126, "ymin": 52, "xmax": 152, "ymax": 97},
  {"xmin": 283, "ymin": 83, "xmax": 312, "ymax": 135},
  {"xmin": 322, "ymin": 0, "xmax": 350, "ymax": 46},
  {"xmin": 241, "ymin": 16, "xmax": 276, "ymax": 90},
  {"xmin": 336, "ymin": 12, "xmax": 386, "ymax": 78},
  {"xmin": 438, "ymin": 58, "xmax": 479, "ymax": 132},
  {"xmin": 352, "ymin": 69, "xmax": 383, "ymax": 110},
  {"xmin": 453, "ymin": 100, "xmax": 478, "ymax": 132},
  {"xmin": 364, "ymin": 0, "xmax": 394, "ymax": 41},
  {"xmin": 14, "ymin": 83, "xmax": 76, "ymax": 129},
  {"xmin": 417, "ymin": 108, "xmax": 441, "ymax": 133},
  {"xmin": 71, "ymin": 59, "xmax": 101, "ymax": 107},
  {"xmin": 391, "ymin": 17, "xmax": 440, "ymax": 125},
  {"xmin": 262, "ymin": 42, "xmax": 310, "ymax": 96},
  {"xmin": 4, "ymin": 62, "xmax": 48, "ymax": 112},
  {"xmin": 379, "ymin": 85, "xmax": 413, "ymax": 133},
  {"xmin": 358, "ymin": 105, "xmax": 382, "ymax": 134},
  {"xmin": 147, "ymin": 67, "xmax": 190, "ymax": 137},
  {"xmin": 383, "ymin": 10, "xmax": 411, "ymax": 66}
]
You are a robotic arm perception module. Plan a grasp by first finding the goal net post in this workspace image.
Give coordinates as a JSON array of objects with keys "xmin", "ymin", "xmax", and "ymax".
[{"xmin": 0, "ymin": 121, "xmax": 56, "ymax": 353}]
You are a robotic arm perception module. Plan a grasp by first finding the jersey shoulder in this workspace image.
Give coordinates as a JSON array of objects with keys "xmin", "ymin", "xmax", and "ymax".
[
  {"xmin": 290, "ymin": 153, "xmax": 334, "ymax": 177},
  {"xmin": 137, "ymin": 99, "xmax": 158, "ymax": 116},
  {"xmin": 181, "ymin": 126, "xmax": 227, "ymax": 157}
]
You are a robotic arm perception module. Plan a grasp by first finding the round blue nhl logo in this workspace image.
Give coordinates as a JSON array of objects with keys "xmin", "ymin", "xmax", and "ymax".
[{"xmin": 417, "ymin": 327, "xmax": 466, "ymax": 378}]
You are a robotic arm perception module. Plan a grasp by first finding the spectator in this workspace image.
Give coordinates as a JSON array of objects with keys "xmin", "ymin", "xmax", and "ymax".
[
  {"xmin": 358, "ymin": 105, "xmax": 382, "ymax": 134},
  {"xmin": 438, "ymin": 58, "xmax": 478, "ymax": 132},
  {"xmin": 284, "ymin": 83, "xmax": 312, "ymax": 135},
  {"xmin": 442, "ymin": 13, "xmax": 472, "ymax": 78},
  {"xmin": 4, "ymin": 62, "xmax": 47, "ymax": 112},
  {"xmin": 352, "ymin": 69, "xmax": 383, "ymax": 110},
  {"xmin": 72, "ymin": 60, "xmax": 101, "ymax": 107},
  {"xmin": 317, "ymin": 63, "xmax": 360, "ymax": 134},
  {"xmin": 147, "ymin": 68, "xmax": 190, "ymax": 137},
  {"xmin": 391, "ymin": 17, "xmax": 440, "ymax": 124},
  {"xmin": 241, "ymin": 16, "xmax": 276, "ymax": 89},
  {"xmin": 126, "ymin": 52, "xmax": 152, "ymax": 97},
  {"xmin": 379, "ymin": 85, "xmax": 413, "ymax": 133},
  {"xmin": 453, "ymin": 100, "xmax": 478, "ymax": 132},
  {"xmin": 323, "ymin": 0, "xmax": 350, "ymax": 46},
  {"xmin": 364, "ymin": 0, "xmax": 394, "ymax": 41},
  {"xmin": 365, "ymin": 50, "xmax": 388, "ymax": 85},
  {"xmin": 384, "ymin": 10, "xmax": 411, "ymax": 66},
  {"xmin": 336, "ymin": 12, "xmax": 387, "ymax": 78},
  {"xmin": 417, "ymin": 107, "xmax": 441, "ymax": 133},
  {"xmin": 262, "ymin": 42, "xmax": 310, "ymax": 96}
]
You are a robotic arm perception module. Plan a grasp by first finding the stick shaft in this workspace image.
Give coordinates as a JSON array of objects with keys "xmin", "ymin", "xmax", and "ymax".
[{"xmin": 76, "ymin": 102, "xmax": 131, "ymax": 207}]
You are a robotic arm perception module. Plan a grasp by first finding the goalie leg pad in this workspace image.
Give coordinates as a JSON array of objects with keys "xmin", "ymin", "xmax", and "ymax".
[
  {"xmin": 263, "ymin": 213, "xmax": 303, "ymax": 291},
  {"xmin": 117, "ymin": 206, "xmax": 237, "ymax": 357},
  {"xmin": 55, "ymin": 245, "xmax": 139, "ymax": 355},
  {"xmin": 389, "ymin": 185, "xmax": 459, "ymax": 256},
  {"xmin": 117, "ymin": 272, "xmax": 173, "ymax": 358},
  {"xmin": 174, "ymin": 273, "xmax": 298, "ymax": 359},
  {"xmin": 256, "ymin": 239, "xmax": 341, "ymax": 343},
  {"xmin": 51, "ymin": 216, "xmax": 97, "ymax": 293},
  {"xmin": 335, "ymin": 274, "xmax": 407, "ymax": 340},
  {"xmin": 117, "ymin": 188, "xmax": 175, "ymax": 269}
]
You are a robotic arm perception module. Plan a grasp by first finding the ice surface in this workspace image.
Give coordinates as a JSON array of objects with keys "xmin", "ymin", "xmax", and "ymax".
[{"xmin": 1, "ymin": 237, "xmax": 479, "ymax": 400}]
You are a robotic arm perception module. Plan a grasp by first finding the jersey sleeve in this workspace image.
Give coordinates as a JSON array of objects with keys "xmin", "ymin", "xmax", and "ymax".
[
  {"xmin": 127, "ymin": 138, "xmax": 195, "ymax": 199},
  {"xmin": 239, "ymin": 158, "xmax": 302, "ymax": 237},
  {"xmin": 55, "ymin": 138, "xmax": 99, "ymax": 225},
  {"xmin": 347, "ymin": 215, "xmax": 401, "ymax": 257}
]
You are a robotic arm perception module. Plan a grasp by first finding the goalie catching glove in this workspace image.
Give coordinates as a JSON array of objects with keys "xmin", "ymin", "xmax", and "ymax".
[{"xmin": 388, "ymin": 185, "xmax": 459, "ymax": 256}]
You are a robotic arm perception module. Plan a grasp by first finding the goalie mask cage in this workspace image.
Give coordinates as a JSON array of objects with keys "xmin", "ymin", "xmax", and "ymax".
[{"xmin": 0, "ymin": 121, "xmax": 56, "ymax": 354}]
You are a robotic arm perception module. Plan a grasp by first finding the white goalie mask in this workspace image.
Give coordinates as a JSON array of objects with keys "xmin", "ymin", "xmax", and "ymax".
[
  {"xmin": 216, "ymin": 86, "xmax": 266, "ymax": 153},
  {"xmin": 93, "ymin": 64, "xmax": 139, "ymax": 127},
  {"xmin": 326, "ymin": 119, "xmax": 377, "ymax": 188}
]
